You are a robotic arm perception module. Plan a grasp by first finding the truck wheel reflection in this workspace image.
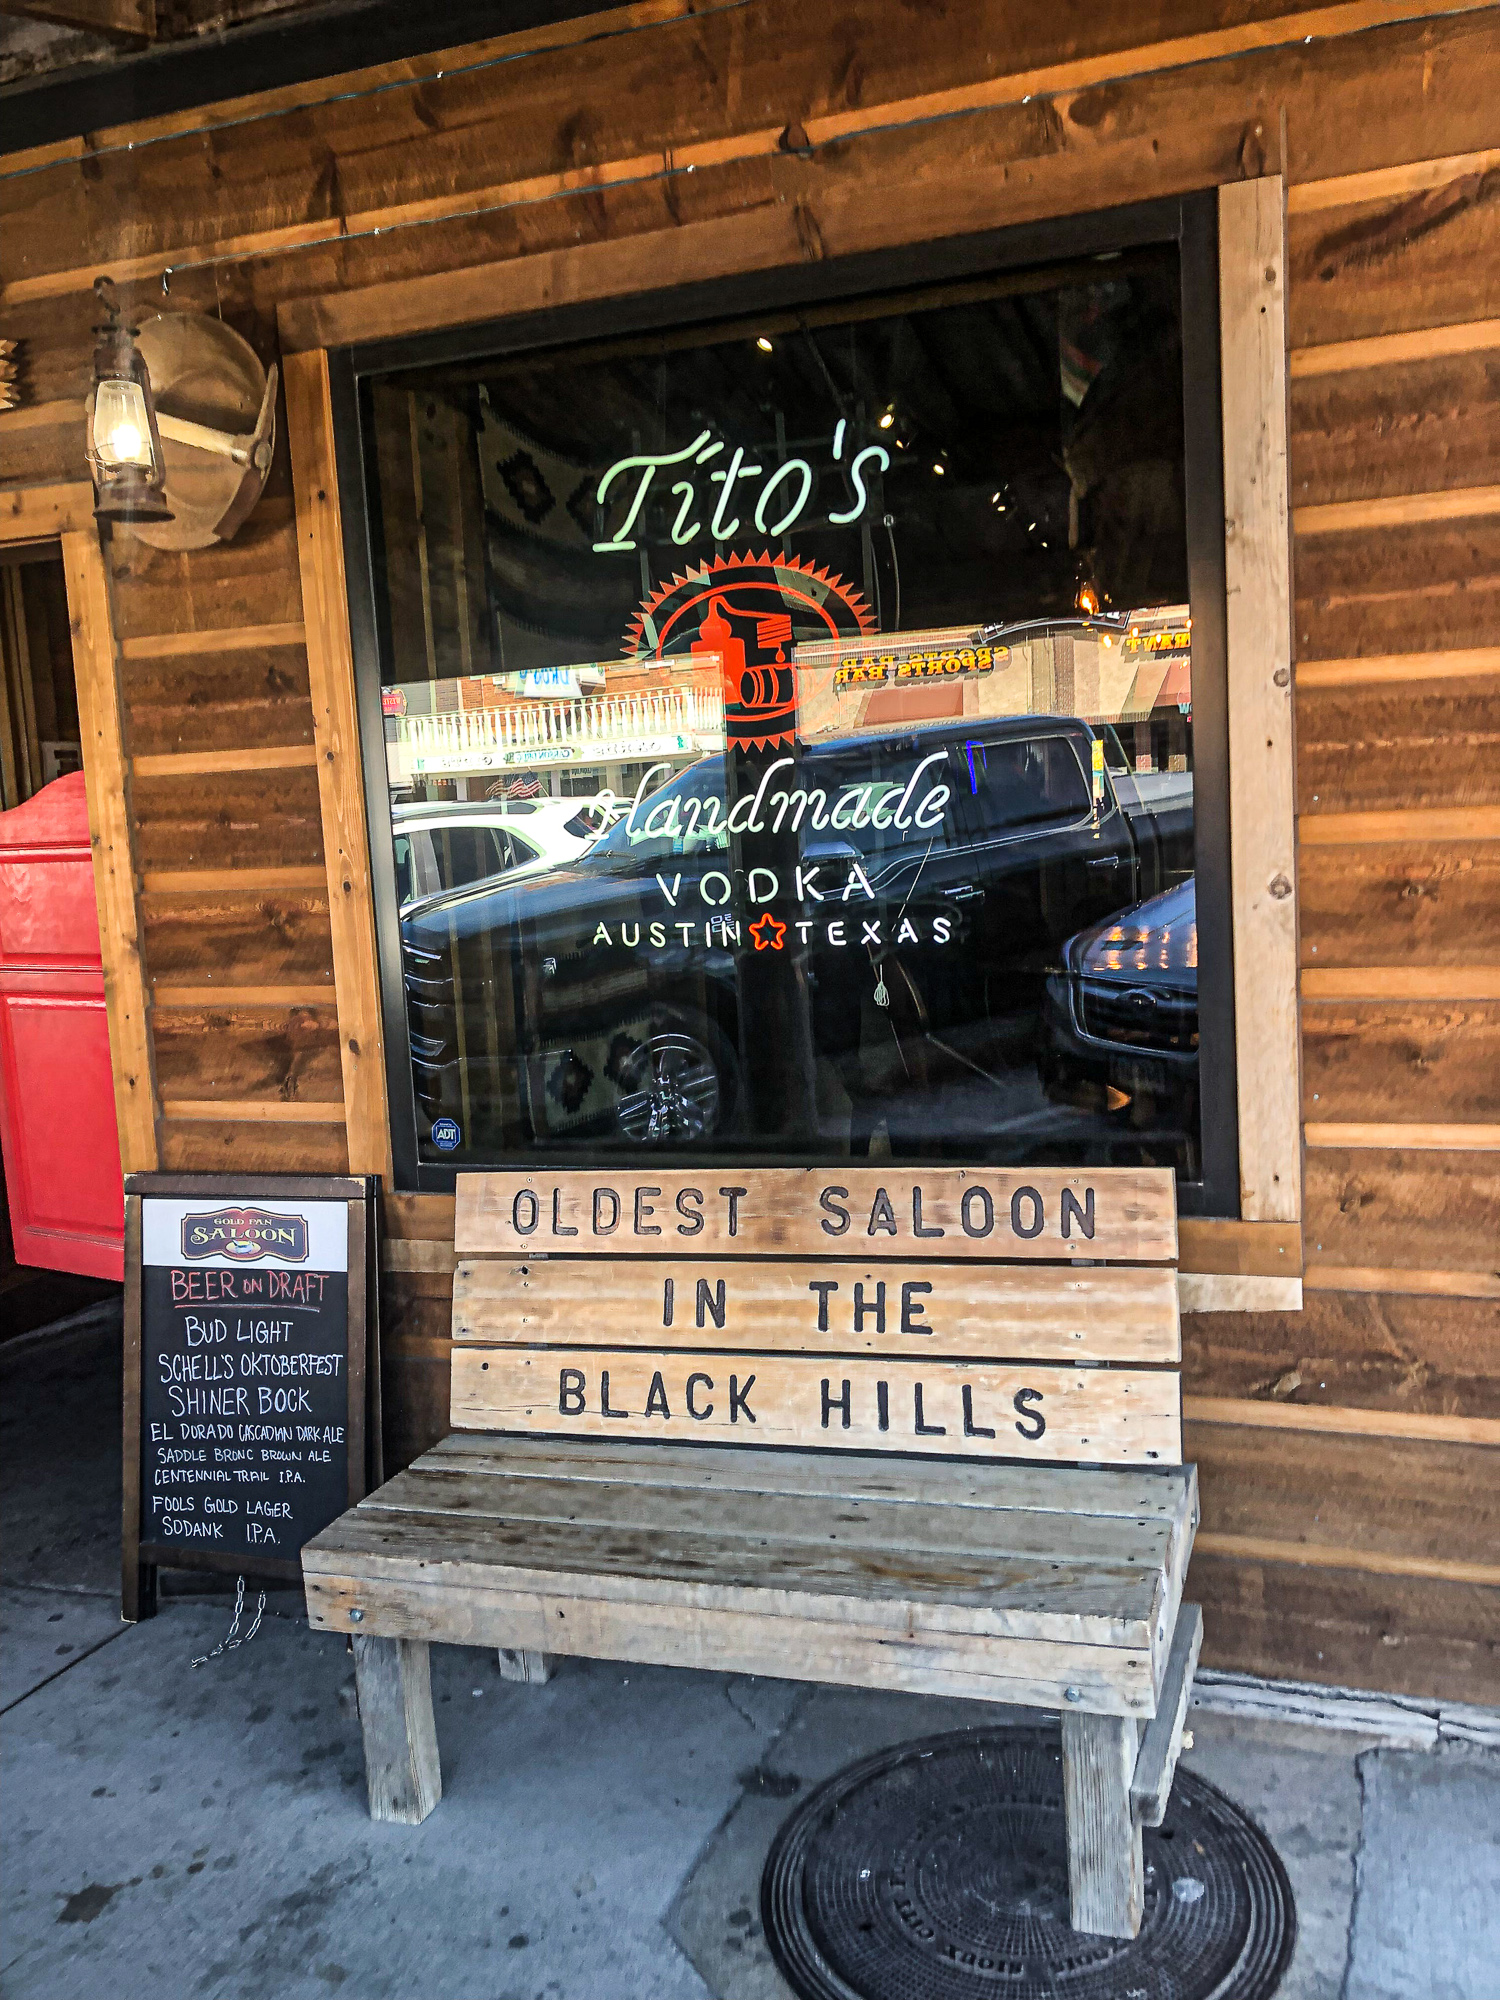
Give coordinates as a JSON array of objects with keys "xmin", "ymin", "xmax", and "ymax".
[{"xmin": 614, "ymin": 1024, "xmax": 731, "ymax": 1144}]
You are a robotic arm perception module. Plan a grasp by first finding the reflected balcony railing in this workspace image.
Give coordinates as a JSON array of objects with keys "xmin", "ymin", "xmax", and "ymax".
[{"xmin": 389, "ymin": 686, "xmax": 725, "ymax": 777}]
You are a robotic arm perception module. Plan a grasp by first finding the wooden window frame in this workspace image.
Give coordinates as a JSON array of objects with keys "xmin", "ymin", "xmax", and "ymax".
[
  {"xmin": 1217, "ymin": 178, "xmax": 1301, "ymax": 1236},
  {"xmin": 283, "ymin": 183, "xmax": 1305, "ymax": 1292}
]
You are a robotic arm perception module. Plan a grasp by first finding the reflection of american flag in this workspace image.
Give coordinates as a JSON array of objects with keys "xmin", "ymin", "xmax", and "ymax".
[
  {"xmin": 757, "ymin": 614, "xmax": 794, "ymax": 656},
  {"xmin": 486, "ymin": 774, "xmax": 543, "ymax": 800}
]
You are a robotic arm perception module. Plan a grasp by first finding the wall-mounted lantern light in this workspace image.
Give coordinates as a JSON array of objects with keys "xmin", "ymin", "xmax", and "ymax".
[{"xmin": 86, "ymin": 276, "xmax": 172, "ymax": 525}]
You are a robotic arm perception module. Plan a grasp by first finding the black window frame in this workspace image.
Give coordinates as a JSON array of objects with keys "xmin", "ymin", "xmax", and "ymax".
[{"xmin": 329, "ymin": 189, "xmax": 1239, "ymax": 1214}]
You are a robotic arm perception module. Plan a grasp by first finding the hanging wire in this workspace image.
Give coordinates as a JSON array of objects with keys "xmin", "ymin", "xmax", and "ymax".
[
  {"xmin": 190, "ymin": 1574, "xmax": 267, "ymax": 1668},
  {"xmin": 156, "ymin": 158, "xmax": 693, "ymax": 290}
]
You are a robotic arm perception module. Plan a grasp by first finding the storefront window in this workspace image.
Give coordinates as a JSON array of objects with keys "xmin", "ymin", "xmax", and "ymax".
[{"xmin": 360, "ymin": 243, "xmax": 1215, "ymax": 1180}]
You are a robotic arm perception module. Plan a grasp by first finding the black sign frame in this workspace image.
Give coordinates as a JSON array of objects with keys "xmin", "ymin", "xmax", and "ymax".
[{"xmin": 122, "ymin": 1173, "xmax": 377, "ymax": 1621}]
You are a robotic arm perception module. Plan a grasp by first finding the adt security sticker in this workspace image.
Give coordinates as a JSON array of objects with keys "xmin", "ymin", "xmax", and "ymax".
[{"xmin": 430, "ymin": 1117, "xmax": 462, "ymax": 1152}]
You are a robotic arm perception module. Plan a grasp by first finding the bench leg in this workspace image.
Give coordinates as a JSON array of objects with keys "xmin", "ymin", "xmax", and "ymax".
[
  {"xmin": 352, "ymin": 1635, "xmax": 442, "ymax": 1825},
  {"xmin": 1061, "ymin": 1711, "xmax": 1143, "ymax": 1939},
  {"xmin": 497, "ymin": 1648, "xmax": 555, "ymax": 1685}
]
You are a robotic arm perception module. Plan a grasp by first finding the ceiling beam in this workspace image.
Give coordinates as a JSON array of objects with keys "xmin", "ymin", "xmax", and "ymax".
[{"xmin": 0, "ymin": 0, "xmax": 155, "ymax": 42}]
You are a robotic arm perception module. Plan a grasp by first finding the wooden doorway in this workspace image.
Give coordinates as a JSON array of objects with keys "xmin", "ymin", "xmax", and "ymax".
[
  {"xmin": 0, "ymin": 543, "xmax": 84, "ymax": 811},
  {"xmin": 0, "ymin": 497, "xmax": 154, "ymax": 1316}
]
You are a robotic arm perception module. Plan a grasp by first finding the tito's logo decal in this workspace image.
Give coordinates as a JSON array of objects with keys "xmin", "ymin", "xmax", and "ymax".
[
  {"xmin": 180, "ymin": 1208, "xmax": 310, "ymax": 1263},
  {"xmin": 624, "ymin": 551, "xmax": 874, "ymax": 753}
]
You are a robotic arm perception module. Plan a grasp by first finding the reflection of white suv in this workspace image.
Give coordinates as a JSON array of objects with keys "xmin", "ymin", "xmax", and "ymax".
[{"xmin": 391, "ymin": 800, "xmax": 611, "ymax": 908}]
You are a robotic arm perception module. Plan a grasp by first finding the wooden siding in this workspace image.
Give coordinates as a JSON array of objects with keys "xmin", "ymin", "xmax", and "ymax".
[{"xmin": 3, "ymin": 0, "xmax": 1499, "ymax": 1702}]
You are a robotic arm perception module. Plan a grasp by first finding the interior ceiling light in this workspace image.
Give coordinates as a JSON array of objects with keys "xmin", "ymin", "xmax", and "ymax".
[
  {"xmin": 86, "ymin": 276, "xmax": 171, "ymax": 524},
  {"xmin": 932, "ymin": 462, "xmax": 945, "ymax": 475},
  {"xmin": 879, "ymin": 411, "xmax": 895, "ymax": 429},
  {"xmin": 756, "ymin": 336, "xmax": 774, "ymax": 352}
]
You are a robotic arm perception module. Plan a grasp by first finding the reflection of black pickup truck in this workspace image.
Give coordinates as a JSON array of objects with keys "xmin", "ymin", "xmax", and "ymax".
[
  {"xmin": 400, "ymin": 714, "xmax": 1194, "ymax": 1161},
  {"xmin": 1039, "ymin": 875, "xmax": 1199, "ymax": 1145}
]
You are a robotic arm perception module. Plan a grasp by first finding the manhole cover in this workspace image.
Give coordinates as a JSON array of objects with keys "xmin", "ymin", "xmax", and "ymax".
[{"xmin": 762, "ymin": 1726, "xmax": 1295, "ymax": 2000}]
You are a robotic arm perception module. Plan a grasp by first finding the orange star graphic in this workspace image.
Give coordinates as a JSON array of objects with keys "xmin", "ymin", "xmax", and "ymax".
[{"xmin": 749, "ymin": 911, "xmax": 787, "ymax": 951}]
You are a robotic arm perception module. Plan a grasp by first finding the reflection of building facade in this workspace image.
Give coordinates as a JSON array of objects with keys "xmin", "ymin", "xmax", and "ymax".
[
  {"xmin": 387, "ymin": 678, "xmax": 724, "ymax": 799},
  {"xmin": 796, "ymin": 608, "xmax": 1192, "ymax": 773}
]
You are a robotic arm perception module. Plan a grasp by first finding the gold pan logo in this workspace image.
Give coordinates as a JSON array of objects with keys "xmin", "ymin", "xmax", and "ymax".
[{"xmin": 179, "ymin": 1208, "xmax": 310, "ymax": 1263}]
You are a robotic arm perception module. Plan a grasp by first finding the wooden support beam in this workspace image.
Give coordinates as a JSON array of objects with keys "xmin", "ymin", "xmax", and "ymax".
[
  {"xmin": 1302, "ymin": 1262, "xmax": 1500, "ymax": 1300},
  {"xmin": 2, "ymin": 484, "xmax": 96, "ymax": 540},
  {"xmin": 1219, "ymin": 177, "xmax": 1300, "ymax": 1226},
  {"xmin": 11, "ymin": 0, "xmax": 1499, "ymax": 316},
  {"xmin": 159, "ymin": 1098, "xmax": 347, "ymax": 1123},
  {"xmin": 1296, "ymin": 647, "xmax": 1500, "ymax": 689},
  {"xmin": 61, "ymin": 527, "xmax": 158, "ymax": 1173},
  {"xmin": 1305, "ymin": 1121, "xmax": 1500, "ymax": 1151},
  {"xmin": 131, "ymin": 745, "xmax": 319, "ymax": 779},
  {"xmin": 1061, "ymin": 1711, "xmax": 1143, "ymax": 1939},
  {"xmin": 1287, "ymin": 144, "xmax": 1500, "ymax": 214},
  {"xmin": 1290, "ymin": 317, "xmax": 1500, "ymax": 378},
  {"xmin": 497, "ymin": 1649, "xmax": 556, "ymax": 1685},
  {"xmin": 139, "ymin": 866, "xmax": 328, "ymax": 893},
  {"xmin": 119, "ymin": 623, "xmax": 307, "ymax": 658},
  {"xmin": 1177, "ymin": 1218, "xmax": 1302, "ymax": 1279},
  {"xmin": 1178, "ymin": 1275, "xmax": 1304, "ymax": 1314},
  {"xmin": 1295, "ymin": 484, "xmax": 1500, "ymax": 535},
  {"xmin": 283, "ymin": 348, "xmax": 392, "ymax": 1183},
  {"xmin": 351, "ymin": 1634, "xmax": 441, "ymax": 1825},
  {"xmin": 1183, "ymin": 1397, "xmax": 1500, "ymax": 1448},
  {"xmin": 1132, "ymin": 1604, "xmax": 1202, "ymax": 1828},
  {"xmin": 152, "ymin": 982, "xmax": 334, "ymax": 1008},
  {"xmin": 1300, "ymin": 968, "xmax": 1500, "ymax": 1001},
  {"xmin": 1193, "ymin": 1535, "xmax": 1500, "ymax": 1589},
  {"xmin": 1300, "ymin": 807, "xmax": 1500, "ymax": 845},
  {"xmin": 0, "ymin": 0, "xmax": 153, "ymax": 40}
]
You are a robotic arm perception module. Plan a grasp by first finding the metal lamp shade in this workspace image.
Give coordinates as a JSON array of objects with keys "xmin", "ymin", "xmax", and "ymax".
[{"xmin": 87, "ymin": 321, "xmax": 172, "ymax": 523}]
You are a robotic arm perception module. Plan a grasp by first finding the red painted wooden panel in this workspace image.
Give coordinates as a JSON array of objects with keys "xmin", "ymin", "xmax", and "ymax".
[{"xmin": 0, "ymin": 773, "xmax": 124, "ymax": 1281}]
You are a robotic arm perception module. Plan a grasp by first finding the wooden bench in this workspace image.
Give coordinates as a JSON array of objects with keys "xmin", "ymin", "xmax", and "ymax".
[{"xmin": 303, "ymin": 1167, "xmax": 1200, "ymax": 1940}]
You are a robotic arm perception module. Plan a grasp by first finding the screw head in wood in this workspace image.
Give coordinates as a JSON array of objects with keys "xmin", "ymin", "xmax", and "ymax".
[
  {"xmin": 348, "ymin": 1608, "xmax": 364, "ymax": 1622},
  {"xmin": 1064, "ymin": 1686, "xmax": 1083, "ymax": 1703}
]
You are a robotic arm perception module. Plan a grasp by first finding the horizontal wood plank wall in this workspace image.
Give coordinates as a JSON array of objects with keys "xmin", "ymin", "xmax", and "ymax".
[
  {"xmin": 3, "ymin": 0, "xmax": 1499, "ymax": 1702},
  {"xmin": 100, "ymin": 375, "xmax": 346, "ymax": 1176}
]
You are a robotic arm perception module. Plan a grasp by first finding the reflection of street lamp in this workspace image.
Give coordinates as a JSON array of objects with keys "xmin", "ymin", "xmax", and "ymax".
[{"xmin": 86, "ymin": 278, "xmax": 171, "ymax": 524}]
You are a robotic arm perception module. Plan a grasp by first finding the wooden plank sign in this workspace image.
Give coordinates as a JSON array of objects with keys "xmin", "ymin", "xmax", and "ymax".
[
  {"xmin": 449, "ymin": 1163, "xmax": 1182, "ymax": 1467},
  {"xmin": 456, "ymin": 1168, "xmax": 1176, "ymax": 1263},
  {"xmin": 450, "ymin": 1349, "xmax": 1180, "ymax": 1466},
  {"xmin": 454, "ymin": 1259, "xmax": 1181, "ymax": 1365}
]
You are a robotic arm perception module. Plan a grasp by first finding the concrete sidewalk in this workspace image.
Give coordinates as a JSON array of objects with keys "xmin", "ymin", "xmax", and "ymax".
[{"xmin": 3, "ymin": 1315, "xmax": 1496, "ymax": 2000}]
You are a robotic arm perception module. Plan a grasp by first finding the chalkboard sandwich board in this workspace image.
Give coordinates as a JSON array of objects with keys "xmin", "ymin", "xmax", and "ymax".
[{"xmin": 122, "ymin": 1174, "xmax": 375, "ymax": 1621}]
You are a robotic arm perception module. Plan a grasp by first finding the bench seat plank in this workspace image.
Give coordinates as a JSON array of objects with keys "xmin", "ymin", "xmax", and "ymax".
[
  {"xmin": 361, "ymin": 1466, "xmax": 1182, "ymax": 1574},
  {"xmin": 428, "ymin": 1432, "xmax": 1192, "ymax": 1518},
  {"xmin": 383, "ymin": 1441, "xmax": 1197, "ymax": 1647},
  {"xmin": 305, "ymin": 1505, "xmax": 1166, "ymax": 1641},
  {"xmin": 305, "ymin": 1441, "xmax": 1195, "ymax": 1691}
]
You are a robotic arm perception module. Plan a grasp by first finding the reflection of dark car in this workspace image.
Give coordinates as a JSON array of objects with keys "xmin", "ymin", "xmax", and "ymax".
[
  {"xmin": 1038, "ymin": 876, "xmax": 1198, "ymax": 1133},
  {"xmin": 400, "ymin": 715, "xmax": 1193, "ymax": 1157}
]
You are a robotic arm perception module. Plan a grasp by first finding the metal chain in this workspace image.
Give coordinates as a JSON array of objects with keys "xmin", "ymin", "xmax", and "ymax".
[{"xmin": 190, "ymin": 1574, "xmax": 267, "ymax": 1669}]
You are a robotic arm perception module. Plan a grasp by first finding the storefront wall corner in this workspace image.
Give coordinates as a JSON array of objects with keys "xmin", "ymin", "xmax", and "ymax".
[{"xmin": 2, "ymin": 0, "xmax": 1497, "ymax": 1703}]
